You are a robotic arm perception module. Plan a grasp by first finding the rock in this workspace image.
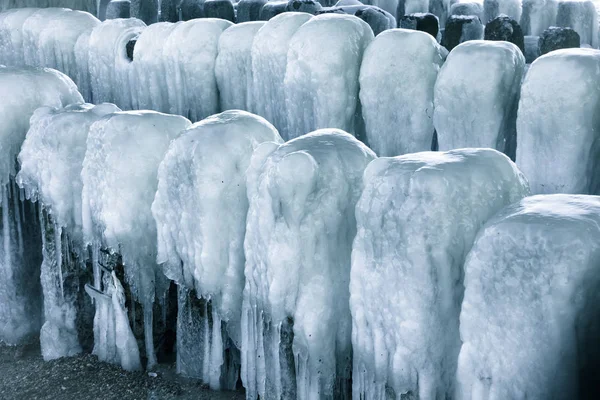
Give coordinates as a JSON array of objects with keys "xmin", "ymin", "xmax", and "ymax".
[
  {"xmin": 286, "ymin": 0, "xmax": 323, "ymax": 14},
  {"xmin": 484, "ymin": 15, "xmax": 525, "ymax": 53},
  {"xmin": 237, "ymin": 0, "xmax": 268, "ymax": 22},
  {"xmin": 538, "ymin": 26, "xmax": 580, "ymax": 55},
  {"xmin": 130, "ymin": 0, "xmax": 159, "ymax": 24},
  {"xmin": 179, "ymin": 0, "xmax": 204, "ymax": 20},
  {"xmin": 355, "ymin": 7, "xmax": 392, "ymax": 36},
  {"xmin": 105, "ymin": 0, "xmax": 131, "ymax": 19},
  {"xmin": 524, "ymin": 35, "xmax": 540, "ymax": 63},
  {"xmin": 399, "ymin": 12, "xmax": 439, "ymax": 38},
  {"xmin": 441, "ymin": 15, "xmax": 483, "ymax": 51},
  {"xmin": 203, "ymin": 0, "xmax": 235, "ymax": 22},
  {"xmin": 259, "ymin": 1, "xmax": 288, "ymax": 20}
]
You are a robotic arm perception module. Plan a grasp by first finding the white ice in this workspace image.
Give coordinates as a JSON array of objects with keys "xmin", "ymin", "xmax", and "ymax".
[
  {"xmin": 360, "ymin": 28, "xmax": 447, "ymax": 156},
  {"xmin": 251, "ymin": 12, "xmax": 312, "ymax": 140},
  {"xmin": 82, "ymin": 110, "xmax": 190, "ymax": 367},
  {"xmin": 0, "ymin": 1, "xmax": 96, "ymax": 14},
  {"xmin": 242, "ymin": 129, "xmax": 376, "ymax": 400},
  {"xmin": 520, "ymin": 0, "xmax": 558, "ymax": 36},
  {"xmin": 152, "ymin": 110, "xmax": 282, "ymax": 389},
  {"xmin": 402, "ymin": 0, "xmax": 431, "ymax": 15},
  {"xmin": 434, "ymin": 41, "xmax": 525, "ymax": 159},
  {"xmin": 556, "ymin": 0, "xmax": 598, "ymax": 48},
  {"xmin": 284, "ymin": 14, "xmax": 374, "ymax": 139},
  {"xmin": 457, "ymin": 194, "xmax": 600, "ymax": 400},
  {"xmin": 516, "ymin": 48, "xmax": 600, "ymax": 194},
  {"xmin": 215, "ymin": 22, "xmax": 265, "ymax": 112},
  {"xmin": 351, "ymin": 148, "xmax": 529, "ymax": 400}
]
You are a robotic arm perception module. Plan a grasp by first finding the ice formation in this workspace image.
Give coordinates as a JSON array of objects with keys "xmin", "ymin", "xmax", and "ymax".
[
  {"xmin": 556, "ymin": 0, "xmax": 598, "ymax": 48},
  {"xmin": 483, "ymin": 0, "xmax": 522, "ymax": 23},
  {"xmin": 250, "ymin": 12, "xmax": 312, "ymax": 140},
  {"xmin": 457, "ymin": 194, "xmax": 600, "ymax": 399},
  {"xmin": 364, "ymin": 0, "xmax": 398, "ymax": 17},
  {"xmin": 242, "ymin": 129, "xmax": 376, "ymax": 399},
  {"xmin": 284, "ymin": 14, "xmax": 374, "ymax": 139},
  {"xmin": 516, "ymin": 48, "xmax": 600, "ymax": 194},
  {"xmin": 152, "ymin": 110, "xmax": 282, "ymax": 388},
  {"xmin": 351, "ymin": 148, "xmax": 530, "ymax": 400},
  {"xmin": 520, "ymin": 0, "xmax": 558, "ymax": 36},
  {"xmin": 398, "ymin": 0, "xmax": 431, "ymax": 15},
  {"xmin": 434, "ymin": 41, "xmax": 525, "ymax": 159},
  {"xmin": 16, "ymin": 103, "xmax": 119, "ymax": 360},
  {"xmin": 0, "ymin": 66, "xmax": 82, "ymax": 345},
  {"xmin": 360, "ymin": 28, "xmax": 447, "ymax": 156},
  {"xmin": 0, "ymin": 0, "xmax": 96, "ymax": 14},
  {"xmin": 215, "ymin": 22, "xmax": 266, "ymax": 112},
  {"xmin": 81, "ymin": 110, "xmax": 191, "ymax": 368}
]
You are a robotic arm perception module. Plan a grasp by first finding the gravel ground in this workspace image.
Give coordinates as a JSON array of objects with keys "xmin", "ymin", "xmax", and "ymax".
[{"xmin": 0, "ymin": 341, "xmax": 245, "ymax": 400}]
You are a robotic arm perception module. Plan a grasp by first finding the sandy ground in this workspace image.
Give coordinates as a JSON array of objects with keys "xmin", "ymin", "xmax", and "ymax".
[{"xmin": 0, "ymin": 341, "xmax": 245, "ymax": 400}]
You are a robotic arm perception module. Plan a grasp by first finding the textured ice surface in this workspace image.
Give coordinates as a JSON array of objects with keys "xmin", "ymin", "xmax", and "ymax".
[
  {"xmin": 285, "ymin": 14, "xmax": 374, "ymax": 139},
  {"xmin": 360, "ymin": 28, "xmax": 446, "ymax": 156},
  {"xmin": 215, "ymin": 22, "xmax": 265, "ymax": 112},
  {"xmin": 351, "ymin": 148, "xmax": 530, "ymax": 400},
  {"xmin": 516, "ymin": 48, "xmax": 600, "ymax": 194},
  {"xmin": 0, "ymin": 1, "xmax": 96, "ymax": 13},
  {"xmin": 556, "ymin": 0, "xmax": 598, "ymax": 48},
  {"xmin": 251, "ymin": 12, "xmax": 312, "ymax": 140},
  {"xmin": 82, "ymin": 110, "xmax": 190, "ymax": 367},
  {"xmin": 457, "ymin": 194, "xmax": 600, "ymax": 400},
  {"xmin": 242, "ymin": 129, "xmax": 376, "ymax": 400},
  {"xmin": 520, "ymin": 0, "xmax": 558, "ymax": 36},
  {"xmin": 483, "ymin": 0, "xmax": 522, "ymax": 22},
  {"xmin": 152, "ymin": 110, "xmax": 282, "ymax": 388},
  {"xmin": 434, "ymin": 41, "xmax": 525, "ymax": 159}
]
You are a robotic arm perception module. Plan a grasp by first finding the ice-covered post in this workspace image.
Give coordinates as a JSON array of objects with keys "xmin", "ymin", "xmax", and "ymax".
[
  {"xmin": 284, "ymin": 14, "xmax": 374, "ymax": 140},
  {"xmin": 457, "ymin": 194, "xmax": 600, "ymax": 399},
  {"xmin": 152, "ymin": 110, "xmax": 282, "ymax": 389},
  {"xmin": 359, "ymin": 28, "xmax": 447, "ymax": 156},
  {"xmin": 251, "ymin": 12, "xmax": 312, "ymax": 140},
  {"xmin": 0, "ymin": 67, "xmax": 83, "ymax": 345},
  {"xmin": 243, "ymin": 129, "xmax": 376, "ymax": 399},
  {"xmin": 434, "ymin": 41, "xmax": 525, "ymax": 159},
  {"xmin": 516, "ymin": 48, "xmax": 600, "ymax": 194},
  {"xmin": 82, "ymin": 110, "xmax": 191, "ymax": 369},
  {"xmin": 351, "ymin": 148, "xmax": 530, "ymax": 399},
  {"xmin": 556, "ymin": 0, "xmax": 598, "ymax": 48}
]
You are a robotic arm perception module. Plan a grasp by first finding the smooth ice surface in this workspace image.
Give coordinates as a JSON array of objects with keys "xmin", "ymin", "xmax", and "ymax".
[
  {"xmin": 556, "ymin": 0, "xmax": 598, "ymax": 48},
  {"xmin": 520, "ymin": 0, "xmax": 558, "ymax": 36},
  {"xmin": 152, "ymin": 110, "xmax": 282, "ymax": 388},
  {"xmin": 251, "ymin": 12, "xmax": 312, "ymax": 140},
  {"xmin": 242, "ymin": 129, "xmax": 376, "ymax": 400},
  {"xmin": 516, "ymin": 48, "xmax": 600, "ymax": 194},
  {"xmin": 360, "ymin": 29, "xmax": 447, "ymax": 156},
  {"xmin": 215, "ymin": 22, "xmax": 265, "ymax": 112},
  {"xmin": 457, "ymin": 194, "xmax": 600, "ymax": 400},
  {"xmin": 284, "ymin": 14, "xmax": 374, "ymax": 139},
  {"xmin": 351, "ymin": 148, "xmax": 530, "ymax": 400},
  {"xmin": 434, "ymin": 41, "xmax": 525, "ymax": 159}
]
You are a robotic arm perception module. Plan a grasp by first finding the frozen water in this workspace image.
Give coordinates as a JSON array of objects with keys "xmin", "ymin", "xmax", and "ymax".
[
  {"xmin": 362, "ymin": 0, "xmax": 398, "ymax": 17},
  {"xmin": 215, "ymin": 22, "xmax": 266, "ymax": 112},
  {"xmin": 351, "ymin": 148, "xmax": 529, "ymax": 400},
  {"xmin": 450, "ymin": 1, "xmax": 483, "ymax": 21},
  {"xmin": 483, "ymin": 0, "xmax": 522, "ymax": 23},
  {"xmin": 242, "ymin": 129, "xmax": 376, "ymax": 400},
  {"xmin": 251, "ymin": 12, "xmax": 312, "ymax": 140},
  {"xmin": 398, "ymin": 0, "xmax": 430, "ymax": 16},
  {"xmin": 360, "ymin": 28, "xmax": 447, "ymax": 156},
  {"xmin": 434, "ymin": 41, "xmax": 525, "ymax": 159},
  {"xmin": 82, "ymin": 110, "xmax": 190, "ymax": 367},
  {"xmin": 0, "ymin": 1, "xmax": 96, "ymax": 14},
  {"xmin": 152, "ymin": 110, "xmax": 282, "ymax": 388},
  {"xmin": 516, "ymin": 48, "xmax": 600, "ymax": 194},
  {"xmin": 556, "ymin": 0, "xmax": 598, "ymax": 48},
  {"xmin": 285, "ymin": 14, "xmax": 374, "ymax": 139},
  {"xmin": 520, "ymin": 0, "xmax": 558, "ymax": 36},
  {"xmin": 0, "ymin": 8, "xmax": 40, "ymax": 66},
  {"xmin": 457, "ymin": 194, "xmax": 600, "ymax": 400}
]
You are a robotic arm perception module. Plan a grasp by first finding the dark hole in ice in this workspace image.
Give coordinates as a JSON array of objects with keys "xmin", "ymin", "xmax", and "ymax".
[{"xmin": 126, "ymin": 39, "xmax": 137, "ymax": 62}]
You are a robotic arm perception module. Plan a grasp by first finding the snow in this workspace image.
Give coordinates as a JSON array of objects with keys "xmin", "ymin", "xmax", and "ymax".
[
  {"xmin": 81, "ymin": 110, "xmax": 190, "ymax": 367},
  {"xmin": 215, "ymin": 22, "xmax": 266, "ymax": 112},
  {"xmin": 516, "ymin": 48, "xmax": 600, "ymax": 194},
  {"xmin": 284, "ymin": 14, "xmax": 374, "ymax": 139},
  {"xmin": 457, "ymin": 194, "xmax": 600, "ymax": 399},
  {"xmin": 152, "ymin": 110, "xmax": 282, "ymax": 388},
  {"xmin": 250, "ymin": 12, "xmax": 312, "ymax": 140},
  {"xmin": 556, "ymin": 0, "xmax": 598, "ymax": 48},
  {"xmin": 520, "ymin": 0, "xmax": 558, "ymax": 36},
  {"xmin": 360, "ymin": 28, "xmax": 447, "ymax": 156},
  {"xmin": 434, "ymin": 40, "xmax": 525, "ymax": 159},
  {"xmin": 351, "ymin": 148, "xmax": 530, "ymax": 400},
  {"xmin": 242, "ymin": 129, "xmax": 376, "ymax": 400}
]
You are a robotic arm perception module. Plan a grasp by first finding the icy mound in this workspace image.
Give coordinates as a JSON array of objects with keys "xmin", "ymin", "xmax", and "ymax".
[
  {"xmin": 457, "ymin": 194, "xmax": 600, "ymax": 400},
  {"xmin": 163, "ymin": 18, "xmax": 232, "ymax": 121},
  {"xmin": 251, "ymin": 12, "xmax": 312, "ymax": 140},
  {"xmin": 351, "ymin": 149, "xmax": 529, "ymax": 400},
  {"xmin": 152, "ymin": 110, "xmax": 282, "ymax": 388},
  {"xmin": 216, "ymin": 22, "xmax": 265, "ymax": 112},
  {"xmin": 434, "ymin": 41, "xmax": 525, "ymax": 159},
  {"xmin": 0, "ymin": 66, "xmax": 82, "ymax": 345},
  {"xmin": 360, "ymin": 29, "xmax": 447, "ymax": 156},
  {"xmin": 82, "ymin": 110, "xmax": 190, "ymax": 367},
  {"xmin": 520, "ymin": 0, "xmax": 558, "ymax": 36},
  {"xmin": 516, "ymin": 48, "xmax": 600, "ymax": 194},
  {"xmin": 243, "ymin": 129, "xmax": 376, "ymax": 399},
  {"xmin": 85, "ymin": 18, "xmax": 146, "ymax": 109},
  {"xmin": 284, "ymin": 14, "xmax": 374, "ymax": 139},
  {"xmin": 0, "ymin": 1, "xmax": 97, "ymax": 14}
]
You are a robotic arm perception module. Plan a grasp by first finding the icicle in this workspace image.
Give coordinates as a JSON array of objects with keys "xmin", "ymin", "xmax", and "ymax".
[
  {"xmin": 2, "ymin": 184, "xmax": 12, "ymax": 283},
  {"xmin": 10, "ymin": 180, "xmax": 23, "ymax": 256},
  {"xmin": 144, "ymin": 300, "xmax": 157, "ymax": 369},
  {"xmin": 210, "ymin": 307, "xmax": 224, "ymax": 390}
]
